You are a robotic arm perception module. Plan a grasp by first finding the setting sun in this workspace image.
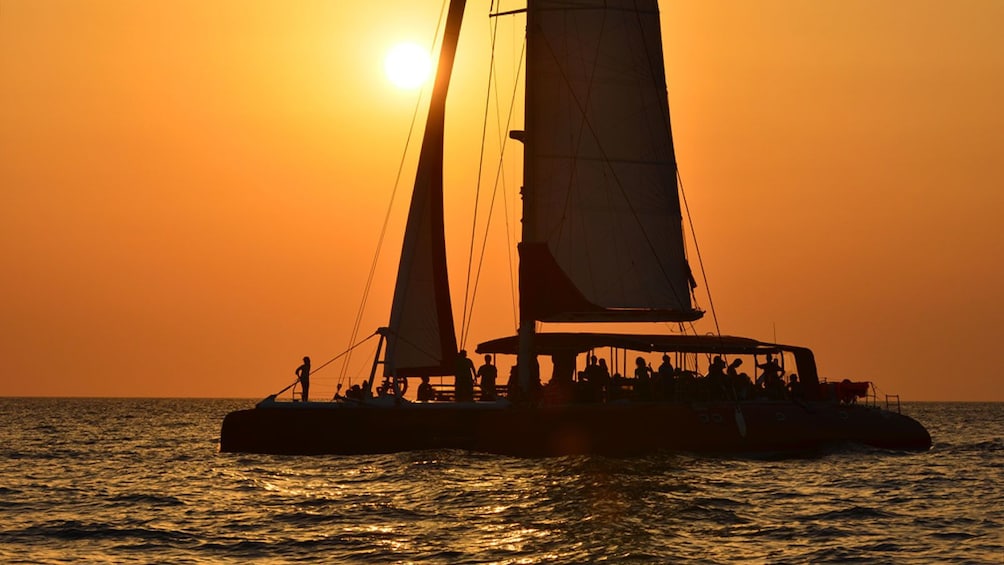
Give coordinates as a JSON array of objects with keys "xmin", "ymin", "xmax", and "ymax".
[{"xmin": 384, "ymin": 42, "xmax": 432, "ymax": 89}]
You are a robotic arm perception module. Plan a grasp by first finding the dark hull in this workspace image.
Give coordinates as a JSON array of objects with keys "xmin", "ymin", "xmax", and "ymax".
[{"xmin": 220, "ymin": 401, "xmax": 931, "ymax": 456}]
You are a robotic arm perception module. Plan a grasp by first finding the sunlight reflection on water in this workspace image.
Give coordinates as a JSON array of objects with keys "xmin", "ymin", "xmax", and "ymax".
[{"xmin": 0, "ymin": 400, "xmax": 1000, "ymax": 563}]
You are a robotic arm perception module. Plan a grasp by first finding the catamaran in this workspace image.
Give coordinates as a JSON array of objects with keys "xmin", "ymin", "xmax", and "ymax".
[{"xmin": 220, "ymin": 0, "xmax": 931, "ymax": 456}]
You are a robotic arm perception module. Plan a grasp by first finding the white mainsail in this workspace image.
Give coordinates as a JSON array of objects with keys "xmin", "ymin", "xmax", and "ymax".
[{"xmin": 520, "ymin": 0, "xmax": 702, "ymax": 322}]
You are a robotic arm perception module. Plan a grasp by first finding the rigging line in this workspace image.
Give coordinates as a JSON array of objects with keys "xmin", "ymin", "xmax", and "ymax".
[
  {"xmin": 495, "ymin": 12, "xmax": 526, "ymax": 331},
  {"xmin": 534, "ymin": 10, "xmax": 694, "ymax": 316},
  {"xmin": 461, "ymin": 1, "xmax": 501, "ymax": 345},
  {"xmin": 678, "ymin": 169, "xmax": 721, "ymax": 337},
  {"xmin": 495, "ymin": 13, "xmax": 520, "ymax": 335},
  {"xmin": 460, "ymin": 1, "xmax": 503, "ymax": 348},
  {"xmin": 340, "ymin": 91, "xmax": 423, "ymax": 381},
  {"xmin": 490, "ymin": 15, "xmax": 525, "ymax": 333},
  {"xmin": 340, "ymin": 0, "xmax": 451, "ymax": 379},
  {"xmin": 320, "ymin": 331, "xmax": 379, "ymax": 380},
  {"xmin": 463, "ymin": 32, "xmax": 526, "ymax": 347},
  {"xmin": 273, "ymin": 332, "xmax": 378, "ymax": 398},
  {"xmin": 379, "ymin": 326, "xmax": 448, "ymax": 375},
  {"xmin": 501, "ymin": 39, "xmax": 527, "ymax": 332}
]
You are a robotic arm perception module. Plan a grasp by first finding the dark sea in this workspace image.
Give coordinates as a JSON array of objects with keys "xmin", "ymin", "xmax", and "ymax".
[{"xmin": 0, "ymin": 400, "xmax": 1000, "ymax": 564}]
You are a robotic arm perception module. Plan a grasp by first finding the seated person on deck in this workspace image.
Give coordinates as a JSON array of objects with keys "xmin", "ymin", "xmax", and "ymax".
[
  {"xmin": 633, "ymin": 357, "xmax": 653, "ymax": 399},
  {"xmin": 417, "ymin": 376, "xmax": 436, "ymax": 402},
  {"xmin": 787, "ymin": 374, "xmax": 804, "ymax": 399}
]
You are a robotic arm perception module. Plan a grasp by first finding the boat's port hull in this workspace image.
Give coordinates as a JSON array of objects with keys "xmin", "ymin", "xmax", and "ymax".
[{"xmin": 220, "ymin": 401, "xmax": 931, "ymax": 456}]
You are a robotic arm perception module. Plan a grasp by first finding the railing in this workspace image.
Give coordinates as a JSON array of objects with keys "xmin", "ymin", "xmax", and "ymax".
[
  {"xmin": 865, "ymin": 383, "xmax": 878, "ymax": 407},
  {"xmin": 429, "ymin": 383, "xmax": 509, "ymax": 401},
  {"xmin": 857, "ymin": 382, "xmax": 902, "ymax": 413},
  {"xmin": 885, "ymin": 394, "xmax": 902, "ymax": 414}
]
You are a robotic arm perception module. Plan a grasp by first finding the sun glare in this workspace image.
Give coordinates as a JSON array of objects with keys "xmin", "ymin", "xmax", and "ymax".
[{"xmin": 384, "ymin": 42, "xmax": 432, "ymax": 90}]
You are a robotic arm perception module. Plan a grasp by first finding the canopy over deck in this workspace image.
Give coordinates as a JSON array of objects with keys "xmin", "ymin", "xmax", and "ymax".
[{"xmin": 476, "ymin": 333, "xmax": 807, "ymax": 357}]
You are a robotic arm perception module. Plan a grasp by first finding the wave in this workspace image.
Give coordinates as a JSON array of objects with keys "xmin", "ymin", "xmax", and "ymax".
[
  {"xmin": 805, "ymin": 506, "xmax": 898, "ymax": 521},
  {"xmin": 107, "ymin": 493, "xmax": 186, "ymax": 506},
  {"xmin": 4, "ymin": 520, "xmax": 199, "ymax": 544}
]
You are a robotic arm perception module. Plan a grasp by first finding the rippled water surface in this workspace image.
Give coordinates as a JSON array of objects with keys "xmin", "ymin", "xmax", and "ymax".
[{"xmin": 1, "ymin": 400, "xmax": 1000, "ymax": 563}]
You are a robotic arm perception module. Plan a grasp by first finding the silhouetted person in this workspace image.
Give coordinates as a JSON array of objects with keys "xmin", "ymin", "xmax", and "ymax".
[
  {"xmin": 634, "ymin": 356, "xmax": 653, "ymax": 399},
  {"xmin": 595, "ymin": 358, "xmax": 612, "ymax": 400},
  {"xmin": 378, "ymin": 376, "xmax": 406, "ymax": 398},
  {"xmin": 727, "ymin": 358, "xmax": 750, "ymax": 400},
  {"xmin": 579, "ymin": 355, "xmax": 604, "ymax": 402},
  {"xmin": 581, "ymin": 355, "xmax": 598, "ymax": 383},
  {"xmin": 708, "ymin": 356, "xmax": 726, "ymax": 378},
  {"xmin": 597, "ymin": 358, "xmax": 611, "ymax": 381},
  {"xmin": 787, "ymin": 374, "xmax": 804, "ymax": 400},
  {"xmin": 477, "ymin": 354, "xmax": 497, "ymax": 400},
  {"xmin": 633, "ymin": 356, "xmax": 651, "ymax": 381},
  {"xmin": 541, "ymin": 353, "xmax": 576, "ymax": 404},
  {"xmin": 653, "ymin": 354, "xmax": 675, "ymax": 400},
  {"xmin": 296, "ymin": 356, "xmax": 311, "ymax": 402},
  {"xmin": 454, "ymin": 350, "xmax": 476, "ymax": 402},
  {"xmin": 756, "ymin": 354, "xmax": 786, "ymax": 399},
  {"xmin": 756, "ymin": 354, "xmax": 783, "ymax": 388},
  {"xmin": 707, "ymin": 355, "xmax": 728, "ymax": 399},
  {"xmin": 417, "ymin": 376, "xmax": 436, "ymax": 402},
  {"xmin": 657, "ymin": 354, "xmax": 674, "ymax": 380}
]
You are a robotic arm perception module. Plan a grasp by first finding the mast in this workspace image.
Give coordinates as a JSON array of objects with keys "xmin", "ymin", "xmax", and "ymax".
[
  {"xmin": 515, "ymin": 0, "xmax": 540, "ymax": 393},
  {"xmin": 384, "ymin": 0, "xmax": 468, "ymax": 378}
]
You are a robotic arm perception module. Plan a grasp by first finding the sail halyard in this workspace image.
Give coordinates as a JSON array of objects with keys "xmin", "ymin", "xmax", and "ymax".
[
  {"xmin": 519, "ymin": 0, "xmax": 703, "ymax": 324},
  {"xmin": 384, "ymin": 0, "xmax": 468, "ymax": 378}
]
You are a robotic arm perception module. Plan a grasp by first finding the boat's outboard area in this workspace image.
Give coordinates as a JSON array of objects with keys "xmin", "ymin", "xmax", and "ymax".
[{"xmin": 221, "ymin": 335, "xmax": 931, "ymax": 456}]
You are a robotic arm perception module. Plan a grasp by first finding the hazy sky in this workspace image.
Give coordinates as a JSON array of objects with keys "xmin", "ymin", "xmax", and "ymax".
[{"xmin": 2, "ymin": 1, "xmax": 1002, "ymax": 400}]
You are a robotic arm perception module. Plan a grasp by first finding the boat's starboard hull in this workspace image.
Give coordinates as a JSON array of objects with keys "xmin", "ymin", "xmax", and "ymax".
[{"xmin": 220, "ymin": 401, "xmax": 931, "ymax": 456}]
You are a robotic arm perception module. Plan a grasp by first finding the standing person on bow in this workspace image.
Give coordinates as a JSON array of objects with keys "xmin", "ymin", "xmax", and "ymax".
[{"xmin": 295, "ymin": 356, "xmax": 311, "ymax": 402}]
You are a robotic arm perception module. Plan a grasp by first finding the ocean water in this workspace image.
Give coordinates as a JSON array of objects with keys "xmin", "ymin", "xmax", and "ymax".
[{"xmin": 0, "ymin": 400, "xmax": 1000, "ymax": 564}]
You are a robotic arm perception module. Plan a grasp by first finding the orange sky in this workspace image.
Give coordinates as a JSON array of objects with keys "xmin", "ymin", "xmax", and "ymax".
[{"xmin": 1, "ymin": 1, "xmax": 1002, "ymax": 400}]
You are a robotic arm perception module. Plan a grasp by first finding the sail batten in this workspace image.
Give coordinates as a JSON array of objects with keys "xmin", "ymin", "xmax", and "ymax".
[{"xmin": 521, "ymin": 0, "xmax": 702, "ymax": 323}]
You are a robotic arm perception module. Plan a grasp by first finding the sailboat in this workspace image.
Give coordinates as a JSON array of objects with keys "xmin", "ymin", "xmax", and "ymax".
[{"xmin": 220, "ymin": 0, "xmax": 931, "ymax": 456}]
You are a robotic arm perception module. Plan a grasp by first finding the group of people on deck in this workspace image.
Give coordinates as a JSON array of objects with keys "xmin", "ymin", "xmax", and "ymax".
[
  {"xmin": 633, "ymin": 352, "xmax": 803, "ymax": 402},
  {"xmin": 452, "ymin": 349, "xmax": 499, "ymax": 402},
  {"xmin": 504, "ymin": 351, "xmax": 805, "ymax": 404},
  {"xmin": 411, "ymin": 349, "xmax": 806, "ymax": 404},
  {"xmin": 415, "ymin": 350, "xmax": 500, "ymax": 402},
  {"xmin": 298, "ymin": 349, "xmax": 806, "ymax": 404}
]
